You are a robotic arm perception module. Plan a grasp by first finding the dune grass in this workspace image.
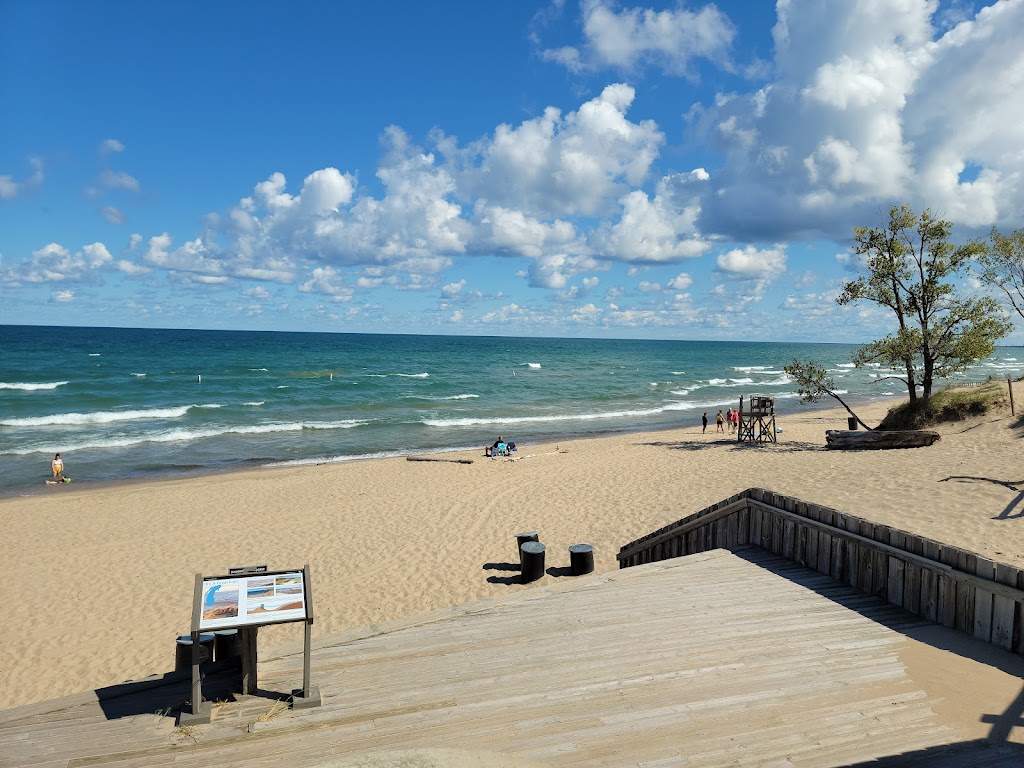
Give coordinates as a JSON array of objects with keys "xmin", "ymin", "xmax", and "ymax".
[{"xmin": 878, "ymin": 380, "xmax": 1011, "ymax": 430}]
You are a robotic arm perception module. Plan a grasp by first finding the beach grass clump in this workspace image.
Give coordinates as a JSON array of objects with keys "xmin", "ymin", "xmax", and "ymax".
[{"xmin": 879, "ymin": 381, "xmax": 1009, "ymax": 429}]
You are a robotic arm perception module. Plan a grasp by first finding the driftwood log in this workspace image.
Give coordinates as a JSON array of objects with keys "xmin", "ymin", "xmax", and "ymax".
[
  {"xmin": 825, "ymin": 430, "xmax": 940, "ymax": 450},
  {"xmin": 406, "ymin": 456, "xmax": 474, "ymax": 464}
]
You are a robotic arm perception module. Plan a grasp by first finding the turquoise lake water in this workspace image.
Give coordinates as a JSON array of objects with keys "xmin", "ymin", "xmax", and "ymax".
[{"xmin": 2, "ymin": 325, "xmax": 1021, "ymax": 496}]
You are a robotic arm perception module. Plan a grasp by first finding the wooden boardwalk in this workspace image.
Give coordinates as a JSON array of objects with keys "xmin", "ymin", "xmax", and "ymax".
[{"xmin": 2, "ymin": 547, "xmax": 1023, "ymax": 767}]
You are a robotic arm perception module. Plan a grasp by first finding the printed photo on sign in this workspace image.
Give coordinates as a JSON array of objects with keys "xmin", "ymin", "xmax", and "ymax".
[{"xmin": 202, "ymin": 584, "xmax": 239, "ymax": 622}]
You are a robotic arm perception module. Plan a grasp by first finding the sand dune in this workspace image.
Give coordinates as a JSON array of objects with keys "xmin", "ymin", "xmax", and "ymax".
[{"xmin": 3, "ymin": 397, "xmax": 1023, "ymax": 709}]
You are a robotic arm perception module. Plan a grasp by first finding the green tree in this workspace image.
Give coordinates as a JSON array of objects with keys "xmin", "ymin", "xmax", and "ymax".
[
  {"xmin": 838, "ymin": 204, "xmax": 1011, "ymax": 404},
  {"xmin": 977, "ymin": 227, "xmax": 1024, "ymax": 321},
  {"xmin": 783, "ymin": 360, "xmax": 873, "ymax": 429}
]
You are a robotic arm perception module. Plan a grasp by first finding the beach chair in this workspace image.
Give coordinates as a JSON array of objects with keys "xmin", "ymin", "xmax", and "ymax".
[{"xmin": 496, "ymin": 442, "xmax": 508, "ymax": 456}]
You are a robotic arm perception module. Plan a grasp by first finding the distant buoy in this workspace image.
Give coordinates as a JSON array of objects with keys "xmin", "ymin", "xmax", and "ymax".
[
  {"xmin": 198, "ymin": 374, "xmax": 201, "ymax": 383},
  {"xmin": 330, "ymin": 372, "xmax": 333, "ymax": 380},
  {"xmin": 512, "ymin": 370, "xmax": 516, "ymax": 376}
]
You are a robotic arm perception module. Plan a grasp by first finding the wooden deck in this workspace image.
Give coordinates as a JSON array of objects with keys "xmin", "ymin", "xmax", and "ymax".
[{"xmin": 2, "ymin": 547, "xmax": 1024, "ymax": 767}]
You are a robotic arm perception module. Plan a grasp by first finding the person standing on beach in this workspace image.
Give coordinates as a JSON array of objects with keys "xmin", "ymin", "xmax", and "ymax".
[
  {"xmin": 702, "ymin": 412, "xmax": 708, "ymax": 433},
  {"xmin": 51, "ymin": 453, "xmax": 63, "ymax": 479},
  {"xmin": 716, "ymin": 410, "xmax": 725, "ymax": 433}
]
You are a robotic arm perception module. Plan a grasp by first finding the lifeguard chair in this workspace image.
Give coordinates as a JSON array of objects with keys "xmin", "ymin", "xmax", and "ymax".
[{"xmin": 738, "ymin": 395, "xmax": 776, "ymax": 444}]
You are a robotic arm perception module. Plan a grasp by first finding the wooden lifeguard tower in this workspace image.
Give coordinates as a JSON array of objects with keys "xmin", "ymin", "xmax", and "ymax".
[{"xmin": 738, "ymin": 395, "xmax": 776, "ymax": 443}]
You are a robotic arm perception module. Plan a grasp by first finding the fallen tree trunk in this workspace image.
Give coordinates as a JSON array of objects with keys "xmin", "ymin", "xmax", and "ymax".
[{"xmin": 825, "ymin": 430, "xmax": 940, "ymax": 450}]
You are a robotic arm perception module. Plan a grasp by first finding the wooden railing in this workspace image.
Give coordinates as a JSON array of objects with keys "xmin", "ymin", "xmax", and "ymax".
[{"xmin": 618, "ymin": 488, "xmax": 1024, "ymax": 656}]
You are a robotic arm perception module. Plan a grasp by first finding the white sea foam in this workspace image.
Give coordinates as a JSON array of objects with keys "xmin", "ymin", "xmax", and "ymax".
[
  {"xmin": 837, "ymin": 363, "xmax": 856, "ymax": 369},
  {"xmin": 733, "ymin": 366, "xmax": 770, "ymax": 372},
  {"xmin": 276, "ymin": 385, "xmax": 289, "ymax": 389},
  {"xmin": 3, "ymin": 419, "xmax": 369, "ymax": 455},
  {"xmin": 365, "ymin": 372, "xmax": 430, "ymax": 378},
  {"xmin": 243, "ymin": 401, "xmax": 265, "ymax": 407},
  {"xmin": 0, "ymin": 381, "xmax": 69, "ymax": 391},
  {"xmin": 707, "ymin": 377, "xmax": 754, "ymax": 387},
  {"xmin": 422, "ymin": 398, "xmax": 736, "ymax": 428},
  {"xmin": 760, "ymin": 376, "xmax": 792, "ymax": 387},
  {"xmin": 265, "ymin": 447, "xmax": 422, "ymax": 468},
  {"xmin": 195, "ymin": 403, "xmax": 223, "ymax": 408},
  {"xmin": 249, "ymin": 368, "xmax": 269, "ymax": 371},
  {"xmin": 527, "ymin": 363, "xmax": 541, "ymax": 369},
  {"xmin": 671, "ymin": 371, "xmax": 686, "ymax": 375},
  {"xmin": 130, "ymin": 373, "xmax": 146, "ymax": 378},
  {"xmin": 0, "ymin": 404, "xmax": 215, "ymax": 427},
  {"xmin": 88, "ymin": 353, "xmax": 100, "ymax": 357},
  {"xmin": 444, "ymin": 394, "xmax": 479, "ymax": 400}
]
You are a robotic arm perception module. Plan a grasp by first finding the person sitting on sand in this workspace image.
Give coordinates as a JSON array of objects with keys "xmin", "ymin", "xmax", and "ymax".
[
  {"xmin": 51, "ymin": 453, "xmax": 63, "ymax": 479},
  {"xmin": 486, "ymin": 436, "xmax": 506, "ymax": 457}
]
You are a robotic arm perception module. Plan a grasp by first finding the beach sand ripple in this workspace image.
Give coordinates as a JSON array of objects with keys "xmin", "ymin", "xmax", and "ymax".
[{"xmin": 3, "ymin": 399, "xmax": 1024, "ymax": 709}]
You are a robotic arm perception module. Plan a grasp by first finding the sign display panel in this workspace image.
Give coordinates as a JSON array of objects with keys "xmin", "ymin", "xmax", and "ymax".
[{"xmin": 198, "ymin": 569, "xmax": 307, "ymax": 630}]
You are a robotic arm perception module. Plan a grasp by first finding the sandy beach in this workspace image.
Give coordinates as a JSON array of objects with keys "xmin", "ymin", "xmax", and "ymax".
[{"xmin": 3, "ymin": 396, "xmax": 1024, "ymax": 710}]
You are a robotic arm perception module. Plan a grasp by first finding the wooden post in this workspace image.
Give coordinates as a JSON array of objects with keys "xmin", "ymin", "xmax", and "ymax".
[
  {"xmin": 1009, "ymin": 377, "xmax": 1015, "ymax": 417},
  {"xmin": 177, "ymin": 574, "xmax": 211, "ymax": 725},
  {"xmin": 239, "ymin": 626, "xmax": 259, "ymax": 695},
  {"xmin": 291, "ymin": 563, "xmax": 321, "ymax": 709}
]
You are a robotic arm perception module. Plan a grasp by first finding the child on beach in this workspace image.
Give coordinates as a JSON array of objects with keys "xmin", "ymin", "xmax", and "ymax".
[
  {"xmin": 51, "ymin": 453, "xmax": 63, "ymax": 479},
  {"xmin": 702, "ymin": 413, "xmax": 708, "ymax": 433}
]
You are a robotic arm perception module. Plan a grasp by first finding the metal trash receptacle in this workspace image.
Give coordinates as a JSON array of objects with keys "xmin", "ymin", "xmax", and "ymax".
[{"xmin": 175, "ymin": 633, "xmax": 215, "ymax": 671}]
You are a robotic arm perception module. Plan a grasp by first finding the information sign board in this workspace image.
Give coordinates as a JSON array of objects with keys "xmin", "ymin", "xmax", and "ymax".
[{"xmin": 197, "ymin": 568, "xmax": 308, "ymax": 631}]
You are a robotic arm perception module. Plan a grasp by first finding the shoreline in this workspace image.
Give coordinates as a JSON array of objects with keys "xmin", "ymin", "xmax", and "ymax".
[
  {"xmin": 0, "ymin": 391, "xmax": 897, "ymax": 502},
  {"xmin": 5, "ymin": 395, "xmax": 1024, "ymax": 710}
]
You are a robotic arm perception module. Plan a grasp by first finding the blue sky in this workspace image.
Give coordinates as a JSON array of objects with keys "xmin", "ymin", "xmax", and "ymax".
[{"xmin": 2, "ymin": 0, "xmax": 1022, "ymax": 341}]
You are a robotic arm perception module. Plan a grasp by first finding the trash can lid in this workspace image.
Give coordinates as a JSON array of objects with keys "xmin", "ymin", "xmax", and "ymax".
[
  {"xmin": 520, "ymin": 541, "xmax": 545, "ymax": 554},
  {"xmin": 569, "ymin": 544, "xmax": 593, "ymax": 553},
  {"xmin": 176, "ymin": 633, "xmax": 216, "ymax": 644}
]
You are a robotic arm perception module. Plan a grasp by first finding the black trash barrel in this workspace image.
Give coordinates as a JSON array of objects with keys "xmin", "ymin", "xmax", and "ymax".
[
  {"xmin": 569, "ymin": 544, "xmax": 595, "ymax": 576},
  {"xmin": 515, "ymin": 531, "xmax": 539, "ymax": 554},
  {"xmin": 847, "ymin": 416, "xmax": 857, "ymax": 430},
  {"xmin": 213, "ymin": 628, "xmax": 241, "ymax": 664},
  {"xmin": 175, "ymin": 633, "xmax": 215, "ymax": 672},
  {"xmin": 520, "ymin": 541, "xmax": 546, "ymax": 584}
]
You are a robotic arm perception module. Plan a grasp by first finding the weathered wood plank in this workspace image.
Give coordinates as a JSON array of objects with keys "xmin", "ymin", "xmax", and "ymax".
[
  {"xmin": 991, "ymin": 562, "xmax": 1015, "ymax": 650},
  {"xmin": 957, "ymin": 551, "xmax": 978, "ymax": 635},
  {"xmin": 816, "ymin": 507, "xmax": 834, "ymax": 577},
  {"xmin": 857, "ymin": 521, "xmax": 874, "ymax": 595},
  {"xmin": 872, "ymin": 525, "xmax": 891, "ymax": 600},
  {"xmin": 772, "ymin": 513, "xmax": 784, "ymax": 556},
  {"xmin": 921, "ymin": 540, "xmax": 940, "ymax": 623},
  {"xmin": 782, "ymin": 519, "xmax": 795, "ymax": 559},
  {"xmin": 887, "ymin": 530, "xmax": 906, "ymax": 609}
]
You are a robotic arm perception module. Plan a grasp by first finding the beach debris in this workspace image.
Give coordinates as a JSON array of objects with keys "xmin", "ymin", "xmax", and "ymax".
[
  {"xmin": 406, "ymin": 456, "xmax": 474, "ymax": 465},
  {"xmin": 825, "ymin": 429, "xmax": 940, "ymax": 450}
]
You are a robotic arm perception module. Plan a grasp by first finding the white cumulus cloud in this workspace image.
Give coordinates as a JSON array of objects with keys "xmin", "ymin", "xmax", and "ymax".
[{"xmin": 544, "ymin": 0, "xmax": 736, "ymax": 75}]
